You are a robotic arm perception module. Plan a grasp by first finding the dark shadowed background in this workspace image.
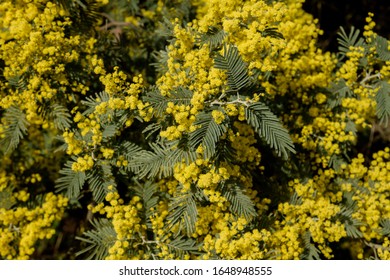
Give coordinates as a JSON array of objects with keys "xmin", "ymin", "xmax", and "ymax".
[{"xmin": 303, "ymin": 0, "xmax": 390, "ymax": 52}]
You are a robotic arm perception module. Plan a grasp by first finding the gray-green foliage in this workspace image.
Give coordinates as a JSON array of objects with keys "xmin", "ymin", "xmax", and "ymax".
[
  {"xmin": 76, "ymin": 218, "xmax": 117, "ymax": 260},
  {"xmin": 375, "ymin": 80, "xmax": 390, "ymax": 126},
  {"xmin": 189, "ymin": 111, "xmax": 229, "ymax": 159},
  {"xmin": 245, "ymin": 103, "xmax": 295, "ymax": 159},
  {"xmin": 214, "ymin": 44, "xmax": 251, "ymax": 92},
  {"xmin": 0, "ymin": 106, "xmax": 29, "ymax": 154},
  {"xmin": 55, "ymin": 158, "xmax": 86, "ymax": 200},
  {"xmin": 61, "ymin": 29, "xmax": 298, "ymax": 260},
  {"xmin": 336, "ymin": 26, "xmax": 390, "ymax": 126}
]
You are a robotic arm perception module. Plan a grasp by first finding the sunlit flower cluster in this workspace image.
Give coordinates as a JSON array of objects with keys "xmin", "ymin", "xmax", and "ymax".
[{"xmin": 1, "ymin": 0, "xmax": 390, "ymax": 260}]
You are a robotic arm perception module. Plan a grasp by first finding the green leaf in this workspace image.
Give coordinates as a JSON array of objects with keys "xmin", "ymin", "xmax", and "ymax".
[
  {"xmin": 345, "ymin": 119, "xmax": 357, "ymax": 135},
  {"xmin": 117, "ymin": 141, "xmax": 143, "ymax": 164},
  {"xmin": 261, "ymin": 27, "xmax": 284, "ymax": 40},
  {"xmin": 245, "ymin": 102, "xmax": 295, "ymax": 159},
  {"xmin": 380, "ymin": 219, "xmax": 390, "ymax": 236},
  {"xmin": 212, "ymin": 137, "xmax": 237, "ymax": 165},
  {"xmin": 376, "ymin": 35, "xmax": 390, "ymax": 61},
  {"xmin": 55, "ymin": 159, "xmax": 86, "ymax": 200},
  {"xmin": 289, "ymin": 192, "xmax": 303, "ymax": 206},
  {"xmin": 327, "ymin": 79, "xmax": 353, "ymax": 108},
  {"xmin": 337, "ymin": 206, "xmax": 363, "ymax": 238},
  {"xmin": 168, "ymin": 143, "xmax": 198, "ymax": 169},
  {"xmin": 50, "ymin": 104, "xmax": 72, "ymax": 131},
  {"xmin": 129, "ymin": 145, "xmax": 167, "ymax": 179},
  {"xmin": 214, "ymin": 44, "xmax": 251, "ymax": 92},
  {"xmin": 129, "ymin": 143, "xmax": 196, "ymax": 179},
  {"xmin": 345, "ymin": 220, "xmax": 364, "ymax": 238},
  {"xmin": 133, "ymin": 180, "xmax": 159, "ymax": 229},
  {"xmin": 301, "ymin": 231, "xmax": 321, "ymax": 260},
  {"xmin": 82, "ymin": 91, "xmax": 110, "ymax": 116},
  {"xmin": 0, "ymin": 185, "xmax": 15, "ymax": 210},
  {"xmin": 102, "ymin": 124, "xmax": 118, "ymax": 139},
  {"xmin": 54, "ymin": 0, "xmax": 101, "ymax": 33},
  {"xmin": 165, "ymin": 236, "xmax": 202, "ymax": 258},
  {"xmin": 220, "ymin": 181, "xmax": 257, "ymax": 220},
  {"xmin": 337, "ymin": 26, "xmax": 364, "ymax": 56},
  {"xmin": 144, "ymin": 87, "xmax": 193, "ymax": 118},
  {"xmin": 142, "ymin": 123, "xmax": 162, "ymax": 139},
  {"xmin": 1, "ymin": 106, "xmax": 29, "ymax": 154},
  {"xmin": 87, "ymin": 162, "xmax": 115, "ymax": 203},
  {"xmin": 198, "ymin": 26, "xmax": 226, "ymax": 50},
  {"xmin": 7, "ymin": 74, "xmax": 28, "ymax": 91},
  {"xmin": 329, "ymin": 154, "xmax": 346, "ymax": 172},
  {"xmin": 151, "ymin": 47, "xmax": 170, "ymax": 74},
  {"xmin": 167, "ymin": 189, "xmax": 200, "ymax": 236},
  {"xmin": 76, "ymin": 218, "xmax": 116, "ymax": 260},
  {"xmin": 375, "ymin": 80, "xmax": 390, "ymax": 126},
  {"xmin": 189, "ymin": 111, "xmax": 228, "ymax": 159}
]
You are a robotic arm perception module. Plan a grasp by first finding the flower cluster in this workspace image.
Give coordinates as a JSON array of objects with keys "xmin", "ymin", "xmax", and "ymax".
[
  {"xmin": 90, "ymin": 188, "xmax": 145, "ymax": 260},
  {"xmin": 1, "ymin": 0, "xmax": 390, "ymax": 260},
  {"xmin": 0, "ymin": 192, "xmax": 68, "ymax": 259}
]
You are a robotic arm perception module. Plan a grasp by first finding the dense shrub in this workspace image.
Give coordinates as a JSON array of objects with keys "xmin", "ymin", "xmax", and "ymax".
[{"xmin": 0, "ymin": 0, "xmax": 389, "ymax": 260}]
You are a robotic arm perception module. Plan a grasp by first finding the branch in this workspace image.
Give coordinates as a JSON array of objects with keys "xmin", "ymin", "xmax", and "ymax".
[
  {"xmin": 364, "ymin": 240, "xmax": 390, "ymax": 259},
  {"xmin": 209, "ymin": 93, "xmax": 253, "ymax": 107},
  {"xmin": 360, "ymin": 71, "xmax": 381, "ymax": 88},
  {"xmin": 99, "ymin": 13, "xmax": 137, "ymax": 40}
]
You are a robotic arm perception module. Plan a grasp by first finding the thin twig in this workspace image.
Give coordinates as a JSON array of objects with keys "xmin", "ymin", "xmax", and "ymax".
[
  {"xmin": 364, "ymin": 240, "xmax": 390, "ymax": 259},
  {"xmin": 209, "ymin": 93, "xmax": 253, "ymax": 107},
  {"xmin": 360, "ymin": 72, "xmax": 381, "ymax": 87}
]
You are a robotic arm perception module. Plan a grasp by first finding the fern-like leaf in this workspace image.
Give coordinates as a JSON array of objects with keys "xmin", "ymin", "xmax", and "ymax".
[
  {"xmin": 102, "ymin": 124, "xmax": 118, "ymax": 139},
  {"xmin": 289, "ymin": 192, "xmax": 303, "ymax": 206},
  {"xmin": 133, "ymin": 180, "xmax": 159, "ymax": 229},
  {"xmin": 329, "ymin": 154, "xmax": 347, "ymax": 172},
  {"xmin": 151, "ymin": 47, "xmax": 169, "ymax": 74},
  {"xmin": 220, "ymin": 181, "xmax": 257, "ymax": 220},
  {"xmin": 245, "ymin": 102, "xmax": 295, "ymax": 159},
  {"xmin": 301, "ymin": 231, "xmax": 321, "ymax": 260},
  {"xmin": 82, "ymin": 91, "xmax": 110, "ymax": 116},
  {"xmin": 345, "ymin": 220, "xmax": 364, "ymax": 238},
  {"xmin": 380, "ymin": 219, "xmax": 390, "ymax": 236},
  {"xmin": 167, "ymin": 190, "xmax": 199, "ymax": 236},
  {"xmin": 169, "ymin": 144, "xmax": 197, "ymax": 168},
  {"xmin": 198, "ymin": 26, "xmax": 226, "ymax": 50},
  {"xmin": 165, "ymin": 236, "xmax": 201, "ymax": 258},
  {"xmin": 129, "ymin": 143, "xmax": 196, "ymax": 179},
  {"xmin": 337, "ymin": 26, "xmax": 364, "ymax": 55},
  {"xmin": 327, "ymin": 79, "xmax": 353, "ymax": 108},
  {"xmin": 55, "ymin": 159, "xmax": 86, "ymax": 200},
  {"xmin": 142, "ymin": 123, "xmax": 162, "ymax": 139},
  {"xmin": 87, "ymin": 162, "xmax": 115, "ymax": 203},
  {"xmin": 144, "ymin": 87, "xmax": 193, "ymax": 118},
  {"xmin": 261, "ymin": 27, "xmax": 284, "ymax": 40},
  {"xmin": 0, "ymin": 185, "xmax": 15, "ymax": 210},
  {"xmin": 129, "ymin": 144, "xmax": 168, "ymax": 179},
  {"xmin": 116, "ymin": 141, "xmax": 143, "ymax": 164},
  {"xmin": 337, "ymin": 206, "xmax": 363, "ymax": 238},
  {"xmin": 212, "ymin": 137, "xmax": 237, "ymax": 165},
  {"xmin": 54, "ymin": 0, "xmax": 101, "ymax": 33},
  {"xmin": 7, "ymin": 74, "xmax": 28, "ymax": 91},
  {"xmin": 76, "ymin": 218, "xmax": 116, "ymax": 260},
  {"xmin": 189, "ymin": 111, "xmax": 228, "ymax": 159},
  {"xmin": 376, "ymin": 35, "xmax": 390, "ymax": 61},
  {"xmin": 50, "ymin": 103, "xmax": 72, "ymax": 131},
  {"xmin": 375, "ymin": 80, "xmax": 390, "ymax": 126},
  {"xmin": 214, "ymin": 44, "xmax": 251, "ymax": 92},
  {"xmin": 1, "ymin": 106, "xmax": 29, "ymax": 154}
]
